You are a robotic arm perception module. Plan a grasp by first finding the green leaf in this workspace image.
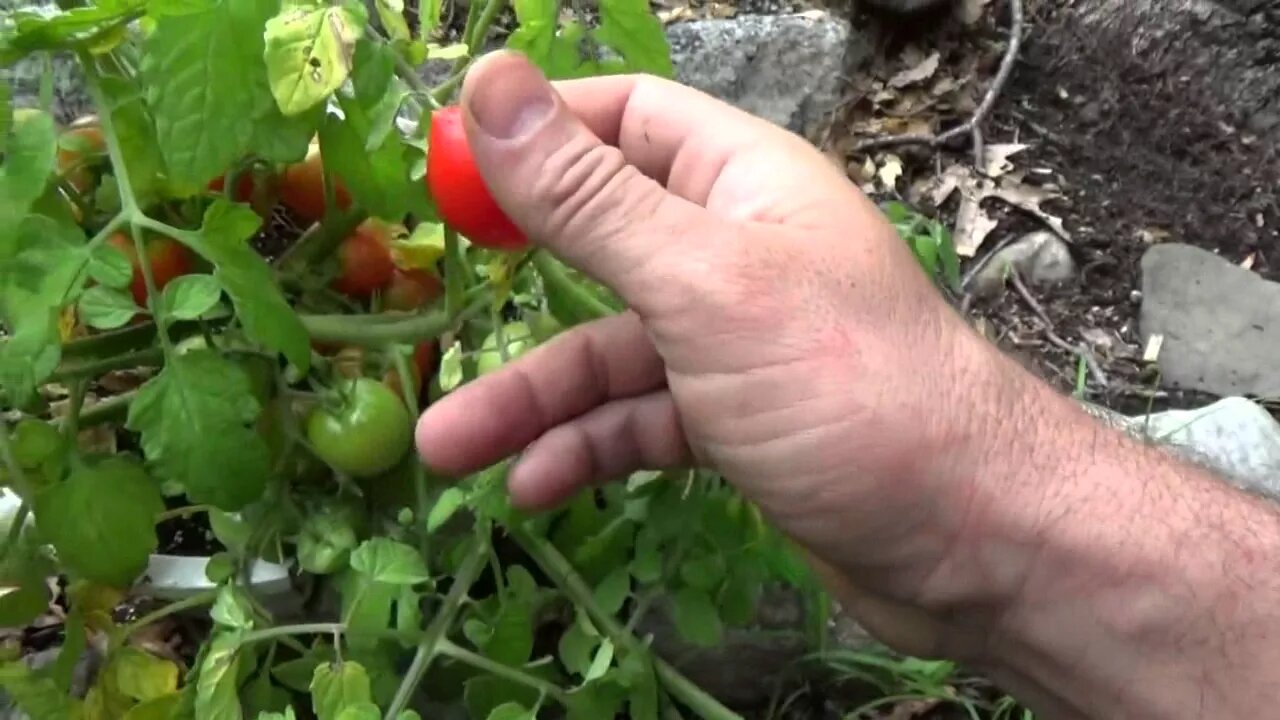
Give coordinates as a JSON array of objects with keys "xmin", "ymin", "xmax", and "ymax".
[
  {"xmin": 125, "ymin": 349, "xmax": 271, "ymax": 510},
  {"xmin": 417, "ymin": 0, "xmax": 443, "ymax": 34},
  {"xmin": 211, "ymin": 585, "xmax": 256, "ymax": 630},
  {"xmin": 336, "ymin": 703, "xmax": 381, "ymax": 720},
  {"xmin": 629, "ymin": 527, "xmax": 662, "ymax": 585},
  {"xmin": 271, "ymin": 643, "xmax": 336, "ymax": 693},
  {"xmin": 78, "ymin": 285, "xmax": 140, "ymax": 329},
  {"xmin": 264, "ymin": 5, "xmax": 368, "ymax": 116},
  {"xmin": 0, "ymin": 660, "xmax": 76, "ymax": 719},
  {"xmin": 426, "ymin": 487, "xmax": 465, "ymax": 533},
  {"xmin": 0, "ymin": 530, "xmax": 53, "ymax": 628},
  {"xmin": 33, "ymin": 456, "xmax": 163, "ymax": 587},
  {"xmin": 310, "ymin": 661, "xmax": 372, "ymax": 720},
  {"xmin": 463, "ymin": 676, "xmax": 539, "ymax": 720},
  {"xmin": 123, "ymin": 693, "xmax": 185, "ymax": 720},
  {"xmin": 374, "ymin": 0, "xmax": 410, "ymax": 42},
  {"xmin": 593, "ymin": 567, "xmax": 630, "ymax": 616},
  {"xmin": 100, "ymin": 74, "xmax": 172, "ymax": 206},
  {"xmin": 349, "ymin": 538, "xmax": 429, "ymax": 585},
  {"xmin": 317, "ymin": 110, "xmax": 412, "ymax": 221},
  {"xmin": 87, "ymin": 243, "xmax": 135, "ymax": 289},
  {"xmin": 337, "ymin": 571, "xmax": 397, "ymax": 650},
  {"xmin": 161, "ymin": 274, "xmax": 222, "ymax": 320},
  {"xmin": 113, "ymin": 647, "xmax": 180, "ymax": 702},
  {"xmin": 249, "ymin": 103, "xmax": 322, "ymax": 165},
  {"xmin": 678, "ymin": 553, "xmax": 725, "ymax": 593},
  {"xmin": 196, "ymin": 632, "xmax": 244, "ymax": 720},
  {"xmin": 350, "ymin": 40, "xmax": 408, "ymax": 152},
  {"xmin": 481, "ymin": 590, "xmax": 534, "ymax": 668},
  {"xmin": 194, "ymin": 201, "xmax": 311, "ymax": 371},
  {"xmin": 0, "ymin": 107, "xmax": 56, "ymax": 238},
  {"xmin": 593, "ymin": 0, "xmax": 673, "ymax": 77},
  {"xmin": 486, "ymin": 702, "xmax": 534, "ymax": 720},
  {"xmin": 254, "ymin": 708, "xmax": 297, "ymax": 720},
  {"xmin": 622, "ymin": 652, "xmax": 658, "ymax": 720},
  {"xmin": 557, "ymin": 610, "xmax": 598, "ymax": 678},
  {"xmin": 438, "ymin": 341, "xmax": 463, "ymax": 391},
  {"xmin": 396, "ymin": 712, "xmax": 421, "ymax": 720},
  {"xmin": 142, "ymin": 0, "xmax": 278, "ymax": 186},
  {"xmin": 718, "ymin": 563, "xmax": 763, "ymax": 627},
  {"xmin": 584, "ymin": 638, "xmax": 614, "ymax": 683},
  {"xmin": 671, "ymin": 587, "xmax": 722, "ymax": 648}
]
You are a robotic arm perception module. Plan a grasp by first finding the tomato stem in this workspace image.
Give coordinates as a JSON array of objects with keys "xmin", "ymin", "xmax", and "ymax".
[
  {"xmin": 383, "ymin": 534, "xmax": 489, "ymax": 719},
  {"xmin": 532, "ymin": 250, "xmax": 618, "ymax": 322},
  {"xmin": 60, "ymin": 390, "xmax": 134, "ymax": 432},
  {"xmin": 113, "ymin": 588, "xmax": 219, "ymax": 645},
  {"xmin": 510, "ymin": 525, "xmax": 745, "ymax": 720},
  {"xmin": 437, "ymin": 638, "xmax": 572, "ymax": 705},
  {"xmin": 51, "ymin": 347, "xmax": 164, "ymax": 382},
  {"xmin": 300, "ymin": 297, "xmax": 485, "ymax": 347},
  {"xmin": 61, "ymin": 379, "xmax": 87, "ymax": 440}
]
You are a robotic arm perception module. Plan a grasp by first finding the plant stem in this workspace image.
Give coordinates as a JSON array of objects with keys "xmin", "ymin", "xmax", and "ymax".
[
  {"xmin": 510, "ymin": 526, "xmax": 744, "ymax": 720},
  {"xmin": 464, "ymin": 0, "xmax": 507, "ymax": 60},
  {"xmin": 115, "ymin": 588, "xmax": 219, "ymax": 644},
  {"xmin": 59, "ymin": 322, "xmax": 158, "ymax": 360},
  {"xmin": 437, "ymin": 638, "xmax": 571, "ymax": 705},
  {"xmin": 392, "ymin": 349, "xmax": 430, "ymax": 560},
  {"xmin": 67, "ymin": 391, "xmax": 135, "ymax": 430},
  {"xmin": 155, "ymin": 504, "xmax": 215, "ymax": 523},
  {"xmin": 50, "ymin": 348, "xmax": 164, "ymax": 382},
  {"xmin": 302, "ymin": 298, "xmax": 486, "ymax": 347},
  {"xmin": 531, "ymin": 251, "xmax": 617, "ymax": 321},
  {"xmin": 384, "ymin": 536, "xmax": 489, "ymax": 720},
  {"xmin": 62, "ymin": 379, "xmax": 87, "ymax": 440}
]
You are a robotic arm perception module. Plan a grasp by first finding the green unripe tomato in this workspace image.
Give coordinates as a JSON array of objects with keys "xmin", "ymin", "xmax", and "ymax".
[
  {"xmin": 475, "ymin": 321, "xmax": 536, "ymax": 376},
  {"xmin": 305, "ymin": 378, "xmax": 411, "ymax": 479}
]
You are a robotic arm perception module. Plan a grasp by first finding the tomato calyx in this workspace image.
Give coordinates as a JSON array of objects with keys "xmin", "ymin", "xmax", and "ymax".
[{"xmin": 426, "ymin": 106, "xmax": 528, "ymax": 251}]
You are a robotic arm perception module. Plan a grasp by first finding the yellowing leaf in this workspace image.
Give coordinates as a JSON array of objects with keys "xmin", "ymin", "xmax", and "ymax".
[
  {"xmin": 264, "ymin": 5, "xmax": 368, "ymax": 116},
  {"xmin": 390, "ymin": 222, "xmax": 446, "ymax": 271},
  {"xmin": 112, "ymin": 648, "xmax": 179, "ymax": 702}
]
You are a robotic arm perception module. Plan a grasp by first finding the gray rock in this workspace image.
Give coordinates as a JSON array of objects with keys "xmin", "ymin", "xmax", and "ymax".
[
  {"xmin": 1082, "ymin": 397, "xmax": 1280, "ymax": 501},
  {"xmin": 667, "ymin": 13, "xmax": 858, "ymax": 139},
  {"xmin": 859, "ymin": 0, "xmax": 953, "ymax": 13},
  {"xmin": 0, "ymin": 642, "xmax": 104, "ymax": 719},
  {"xmin": 1139, "ymin": 243, "xmax": 1280, "ymax": 397},
  {"xmin": 966, "ymin": 230, "xmax": 1078, "ymax": 297},
  {"xmin": 1, "ymin": 1, "xmax": 94, "ymax": 124}
]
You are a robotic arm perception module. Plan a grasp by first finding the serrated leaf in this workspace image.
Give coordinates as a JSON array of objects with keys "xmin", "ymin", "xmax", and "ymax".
[
  {"xmin": 310, "ymin": 661, "xmax": 372, "ymax": 720},
  {"xmin": 679, "ymin": 553, "xmax": 725, "ymax": 593},
  {"xmin": 464, "ymin": 676, "xmax": 539, "ymax": 720},
  {"xmin": 629, "ymin": 527, "xmax": 662, "ymax": 585},
  {"xmin": 142, "ymin": 0, "xmax": 278, "ymax": 186},
  {"xmin": 374, "ymin": 0, "xmax": 410, "ymax": 41},
  {"xmin": 671, "ymin": 587, "xmax": 722, "ymax": 648},
  {"xmin": 350, "ymin": 40, "xmax": 407, "ymax": 152},
  {"xmin": 253, "ymin": 707, "xmax": 297, "ymax": 720},
  {"xmin": 593, "ymin": 567, "xmax": 630, "ymax": 616},
  {"xmin": 125, "ymin": 349, "xmax": 271, "ymax": 510},
  {"xmin": 33, "ymin": 456, "xmax": 163, "ymax": 587},
  {"xmin": 211, "ymin": 585, "xmax": 255, "ymax": 630},
  {"xmin": 100, "ymin": 74, "xmax": 171, "ymax": 206},
  {"xmin": 271, "ymin": 644, "xmax": 335, "ymax": 693},
  {"xmin": 193, "ymin": 201, "xmax": 311, "ymax": 371},
  {"xmin": 196, "ymin": 632, "xmax": 244, "ymax": 720},
  {"xmin": 426, "ymin": 487, "xmax": 465, "ymax": 533},
  {"xmin": 123, "ymin": 692, "xmax": 184, "ymax": 720},
  {"xmin": 349, "ymin": 538, "xmax": 428, "ymax": 585},
  {"xmin": 264, "ymin": 5, "xmax": 368, "ymax": 116},
  {"xmin": 622, "ymin": 652, "xmax": 658, "ymax": 720},
  {"xmin": 486, "ymin": 702, "xmax": 533, "ymax": 720},
  {"xmin": 593, "ymin": 0, "xmax": 673, "ymax": 77},
  {"xmin": 558, "ymin": 611, "xmax": 598, "ymax": 677},
  {"xmin": 113, "ymin": 647, "xmax": 180, "ymax": 702},
  {"xmin": 250, "ymin": 103, "xmax": 323, "ymax": 165},
  {"xmin": 336, "ymin": 703, "xmax": 380, "ymax": 720},
  {"xmin": 161, "ymin": 274, "xmax": 222, "ymax": 320},
  {"xmin": 88, "ymin": 243, "xmax": 134, "ymax": 289},
  {"xmin": 584, "ymin": 638, "xmax": 614, "ymax": 682},
  {"xmin": 78, "ymin": 285, "xmax": 140, "ymax": 329}
]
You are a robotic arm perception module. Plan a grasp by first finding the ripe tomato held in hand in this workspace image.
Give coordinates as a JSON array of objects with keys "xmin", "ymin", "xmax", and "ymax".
[
  {"xmin": 383, "ymin": 268, "xmax": 444, "ymax": 311},
  {"xmin": 305, "ymin": 378, "xmax": 411, "ymax": 479},
  {"xmin": 331, "ymin": 219, "xmax": 399, "ymax": 299},
  {"xmin": 280, "ymin": 142, "xmax": 351, "ymax": 224},
  {"xmin": 426, "ymin": 106, "xmax": 528, "ymax": 251},
  {"xmin": 106, "ymin": 232, "xmax": 194, "ymax": 307}
]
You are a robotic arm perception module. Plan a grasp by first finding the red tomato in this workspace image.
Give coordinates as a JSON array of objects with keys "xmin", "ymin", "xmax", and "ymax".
[
  {"xmin": 280, "ymin": 142, "xmax": 351, "ymax": 224},
  {"xmin": 426, "ymin": 106, "xmax": 528, "ymax": 251},
  {"xmin": 383, "ymin": 268, "xmax": 444, "ymax": 311},
  {"xmin": 106, "ymin": 232, "xmax": 194, "ymax": 307},
  {"xmin": 331, "ymin": 219, "xmax": 397, "ymax": 299}
]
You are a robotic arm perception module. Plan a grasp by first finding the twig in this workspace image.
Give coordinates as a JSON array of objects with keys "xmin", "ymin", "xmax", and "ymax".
[
  {"xmin": 854, "ymin": 0, "xmax": 1025, "ymax": 156},
  {"xmin": 1008, "ymin": 270, "xmax": 1109, "ymax": 389}
]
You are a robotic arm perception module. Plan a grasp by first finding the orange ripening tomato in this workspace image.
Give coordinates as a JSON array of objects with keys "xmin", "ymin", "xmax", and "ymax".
[
  {"xmin": 57, "ymin": 121, "xmax": 106, "ymax": 195},
  {"xmin": 383, "ymin": 268, "xmax": 444, "ymax": 312},
  {"xmin": 426, "ymin": 106, "xmax": 528, "ymax": 251},
  {"xmin": 331, "ymin": 219, "xmax": 399, "ymax": 299},
  {"xmin": 280, "ymin": 142, "xmax": 351, "ymax": 224},
  {"xmin": 208, "ymin": 167, "xmax": 280, "ymax": 218},
  {"xmin": 106, "ymin": 232, "xmax": 194, "ymax": 308}
]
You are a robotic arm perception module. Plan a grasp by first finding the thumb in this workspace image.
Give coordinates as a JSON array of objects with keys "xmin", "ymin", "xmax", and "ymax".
[{"xmin": 457, "ymin": 51, "xmax": 718, "ymax": 306}]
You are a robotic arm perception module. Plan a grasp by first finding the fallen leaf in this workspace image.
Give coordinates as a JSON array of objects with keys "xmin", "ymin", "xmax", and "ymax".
[
  {"xmin": 990, "ymin": 183, "xmax": 1070, "ymax": 240},
  {"xmin": 1136, "ymin": 227, "xmax": 1171, "ymax": 244},
  {"xmin": 1241, "ymin": 252, "xmax": 1257, "ymax": 270},
  {"xmin": 956, "ymin": 0, "xmax": 992, "ymax": 25},
  {"xmin": 1143, "ymin": 334, "xmax": 1164, "ymax": 363},
  {"xmin": 888, "ymin": 52, "xmax": 941, "ymax": 89},
  {"xmin": 981, "ymin": 143, "xmax": 1028, "ymax": 177},
  {"xmin": 877, "ymin": 154, "xmax": 904, "ymax": 190},
  {"xmin": 954, "ymin": 190, "xmax": 999, "ymax": 257}
]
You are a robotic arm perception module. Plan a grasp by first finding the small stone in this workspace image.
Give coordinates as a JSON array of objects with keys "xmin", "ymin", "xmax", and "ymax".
[
  {"xmin": 1139, "ymin": 243, "xmax": 1280, "ymax": 396},
  {"xmin": 667, "ymin": 12, "xmax": 859, "ymax": 138},
  {"xmin": 967, "ymin": 231, "xmax": 1078, "ymax": 297}
]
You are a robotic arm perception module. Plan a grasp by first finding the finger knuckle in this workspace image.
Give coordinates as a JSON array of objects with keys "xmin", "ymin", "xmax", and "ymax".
[{"xmin": 534, "ymin": 137, "xmax": 663, "ymax": 241}]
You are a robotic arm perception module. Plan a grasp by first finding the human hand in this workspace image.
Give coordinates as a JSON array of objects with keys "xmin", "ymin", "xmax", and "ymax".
[{"xmin": 414, "ymin": 51, "xmax": 1062, "ymax": 649}]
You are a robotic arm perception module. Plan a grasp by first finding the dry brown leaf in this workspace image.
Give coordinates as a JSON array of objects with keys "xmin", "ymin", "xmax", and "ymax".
[
  {"xmin": 954, "ymin": 190, "xmax": 1000, "ymax": 257},
  {"xmin": 956, "ymin": 0, "xmax": 992, "ymax": 25},
  {"xmin": 877, "ymin": 154, "xmax": 905, "ymax": 190},
  {"xmin": 889, "ymin": 52, "xmax": 941, "ymax": 89},
  {"xmin": 981, "ymin": 143, "xmax": 1028, "ymax": 177},
  {"xmin": 990, "ymin": 183, "xmax": 1070, "ymax": 240},
  {"xmin": 922, "ymin": 165, "xmax": 1070, "ymax": 256},
  {"xmin": 884, "ymin": 698, "xmax": 944, "ymax": 719},
  {"xmin": 1136, "ymin": 227, "xmax": 1170, "ymax": 244}
]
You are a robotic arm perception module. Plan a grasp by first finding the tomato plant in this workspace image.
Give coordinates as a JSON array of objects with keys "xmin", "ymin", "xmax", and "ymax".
[
  {"xmin": 0, "ymin": 3, "xmax": 821, "ymax": 720},
  {"xmin": 306, "ymin": 378, "xmax": 412, "ymax": 479},
  {"xmin": 427, "ymin": 106, "xmax": 529, "ymax": 251}
]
